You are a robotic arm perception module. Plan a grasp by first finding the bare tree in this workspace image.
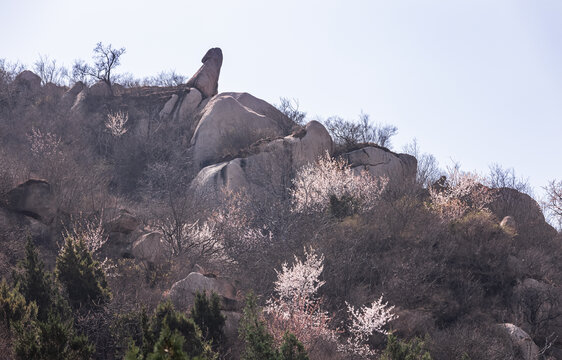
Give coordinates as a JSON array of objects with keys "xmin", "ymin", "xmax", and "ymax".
[
  {"xmin": 33, "ymin": 55, "xmax": 68, "ymax": 86},
  {"xmin": 0, "ymin": 59, "xmax": 25, "ymax": 84},
  {"xmin": 403, "ymin": 138, "xmax": 443, "ymax": 187},
  {"xmin": 322, "ymin": 112, "xmax": 398, "ymax": 149},
  {"xmin": 276, "ymin": 97, "xmax": 306, "ymax": 125},
  {"xmin": 486, "ymin": 163, "xmax": 532, "ymax": 195},
  {"xmin": 544, "ymin": 180, "xmax": 562, "ymax": 220},
  {"xmin": 72, "ymin": 42, "xmax": 126, "ymax": 95}
]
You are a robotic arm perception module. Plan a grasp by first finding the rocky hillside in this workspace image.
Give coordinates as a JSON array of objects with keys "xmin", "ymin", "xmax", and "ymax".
[{"xmin": 0, "ymin": 48, "xmax": 560, "ymax": 360}]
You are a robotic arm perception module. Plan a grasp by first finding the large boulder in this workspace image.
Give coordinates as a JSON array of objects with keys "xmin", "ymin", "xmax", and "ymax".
[
  {"xmin": 190, "ymin": 92, "xmax": 294, "ymax": 169},
  {"xmin": 185, "ymin": 48, "xmax": 223, "ymax": 99},
  {"xmin": 166, "ymin": 272, "xmax": 238, "ymax": 311},
  {"xmin": 106, "ymin": 209, "xmax": 140, "ymax": 234},
  {"xmin": 176, "ymin": 87, "xmax": 203, "ymax": 121},
  {"xmin": 131, "ymin": 231, "xmax": 169, "ymax": 264},
  {"xmin": 6, "ymin": 179, "xmax": 56, "ymax": 224},
  {"xmin": 512, "ymin": 278, "xmax": 560, "ymax": 336},
  {"xmin": 498, "ymin": 323, "xmax": 539, "ymax": 360},
  {"xmin": 14, "ymin": 70, "xmax": 42, "ymax": 92},
  {"xmin": 489, "ymin": 187, "xmax": 557, "ymax": 240},
  {"xmin": 89, "ymin": 81, "xmax": 111, "ymax": 97},
  {"xmin": 190, "ymin": 120, "xmax": 333, "ymax": 205},
  {"xmin": 159, "ymin": 94, "xmax": 178, "ymax": 120},
  {"xmin": 343, "ymin": 146, "xmax": 417, "ymax": 185}
]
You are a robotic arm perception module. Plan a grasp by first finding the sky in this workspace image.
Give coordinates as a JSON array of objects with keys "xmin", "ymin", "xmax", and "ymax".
[{"xmin": 1, "ymin": 0, "xmax": 561, "ymax": 198}]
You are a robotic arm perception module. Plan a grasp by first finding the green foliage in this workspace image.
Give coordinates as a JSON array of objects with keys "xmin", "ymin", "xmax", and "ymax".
[
  {"xmin": 279, "ymin": 332, "xmax": 309, "ymax": 360},
  {"xmin": 124, "ymin": 341, "xmax": 143, "ymax": 360},
  {"xmin": 380, "ymin": 333, "xmax": 432, "ymax": 360},
  {"xmin": 0, "ymin": 278, "xmax": 36, "ymax": 328},
  {"xmin": 13, "ymin": 313, "xmax": 94, "ymax": 360},
  {"xmin": 15, "ymin": 237, "xmax": 57, "ymax": 320},
  {"xmin": 112, "ymin": 308, "xmax": 149, "ymax": 358},
  {"xmin": 190, "ymin": 292, "xmax": 225, "ymax": 346},
  {"xmin": 129, "ymin": 301, "xmax": 214, "ymax": 360},
  {"xmin": 147, "ymin": 324, "xmax": 189, "ymax": 360},
  {"xmin": 55, "ymin": 236, "xmax": 111, "ymax": 310},
  {"xmin": 329, "ymin": 194, "xmax": 355, "ymax": 218},
  {"xmin": 239, "ymin": 293, "xmax": 279, "ymax": 360}
]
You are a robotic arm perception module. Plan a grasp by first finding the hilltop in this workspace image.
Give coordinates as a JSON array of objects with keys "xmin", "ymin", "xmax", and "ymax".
[{"xmin": 0, "ymin": 48, "xmax": 561, "ymax": 360}]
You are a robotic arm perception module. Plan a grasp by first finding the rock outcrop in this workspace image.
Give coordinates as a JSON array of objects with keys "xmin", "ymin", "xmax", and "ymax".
[
  {"xmin": 14, "ymin": 70, "xmax": 42, "ymax": 92},
  {"xmin": 191, "ymin": 120, "xmax": 333, "ymax": 205},
  {"xmin": 131, "ymin": 231, "xmax": 169, "ymax": 264},
  {"xmin": 166, "ymin": 271, "xmax": 238, "ymax": 311},
  {"xmin": 185, "ymin": 48, "xmax": 223, "ymax": 99},
  {"xmin": 89, "ymin": 81, "xmax": 111, "ymax": 97},
  {"xmin": 343, "ymin": 146, "xmax": 417, "ymax": 184},
  {"xmin": 498, "ymin": 323, "xmax": 539, "ymax": 360},
  {"xmin": 61, "ymin": 81, "xmax": 85, "ymax": 107},
  {"xmin": 489, "ymin": 187, "xmax": 557, "ymax": 240},
  {"xmin": 6, "ymin": 179, "xmax": 56, "ymax": 225},
  {"xmin": 190, "ymin": 92, "xmax": 294, "ymax": 169},
  {"xmin": 107, "ymin": 209, "xmax": 140, "ymax": 234}
]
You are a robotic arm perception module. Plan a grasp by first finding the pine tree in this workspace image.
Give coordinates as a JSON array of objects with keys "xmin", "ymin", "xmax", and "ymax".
[
  {"xmin": 279, "ymin": 332, "xmax": 309, "ymax": 360},
  {"xmin": 55, "ymin": 236, "xmax": 110, "ymax": 310},
  {"xmin": 147, "ymin": 324, "xmax": 189, "ymax": 360},
  {"xmin": 15, "ymin": 237, "xmax": 56, "ymax": 321},
  {"xmin": 0, "ymin": 278, "xmax": 36, "ymax": 328},
  {"xmin": 190, "ymin": 291, "xmax": 225, "ymax": 346},
  {"xmin": 13, "ymin": 309, "xmax": 94, "ymax": 360},
  {"xmin": 141, "ymin": 301, "xmax": 213, "ymax": 360},
  {"xmin": 239, "ymin": 293, "xmax": 280, "ymax": 360},
  {"xmin": 380, "ymin": 333, "xmax": 432, "ymax": 360}
]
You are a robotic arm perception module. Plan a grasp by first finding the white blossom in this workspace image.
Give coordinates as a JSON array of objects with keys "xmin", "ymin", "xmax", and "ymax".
[
  {"xmin": 338, "ymin": 297, "xmax": 398, "ymax": 358},
  {"xmin": 429, "ymin": 166, "xmax": 495, "ymax": 221},
  {"xmin": 265, "ymin": 248, "xmax": 336, "ymax": 347},
  {"xmin": 291, "ymin": 151, "xmax": 387, "ymax": 214},
  {"xmin": 274, "ymin": 248, "xmax": 325, "ymax": 302}
]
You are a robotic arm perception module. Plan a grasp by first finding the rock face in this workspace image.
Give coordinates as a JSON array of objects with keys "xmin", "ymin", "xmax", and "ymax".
[
  {"xmin": 89, "ymin": 81, "xmax": 111, "ymax": 97},
  {"xmin": 185, "ymin": 48, "xmax": 223, "ymax": 99},
  {"xmin": 159, "ymin": 94, "xmax": 178, "ymax": 119},
  {"xmin": 498, "ymin": 323, "xmax": 539, "ymax": 360},
  {"xmin": 166, "ymin": 272, "xmax": 238, "ymax": 311},
  {"xmin": 190, "ymin": 92, "xmax": 294, "ymax": 169},
  {"xmin": 176, "ymin": 88, "xmax": 203, "ymax": 120},
  {"xmin": 131, "ymin": 231, "xmax": 169, "ymax": 264},
  {"xmin": 343, "ymin": 146, "xmax": 417, "ymax": 184},
  {"xmin": 61, "ymin": 81, "xmax": 85, "ymax": 107},
  {"xmin": 191, "ymin": 120, "xmax": 333, "ymax": 205},
  {"xmin": 6, "ymin": 179, "xmax": 56, "ymax": 224},
  {"xmin": 489, "ymin": 188, "xmax": 557, "ymax": 240}
]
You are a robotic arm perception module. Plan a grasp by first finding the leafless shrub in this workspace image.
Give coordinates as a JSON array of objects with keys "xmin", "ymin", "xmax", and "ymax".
[
  {"xmin": 27, "ymin": 126, "xmax": 63, "ymax": 158},
  {"xmin": 430, "ymin": 323, "xmax": 515, "ymax": 360},
  {"xmin": 105, "ymin": 110, "xmax": 128, "ymax": 137},
  {"xmin": 544, "ymin": 180, "xmax": 562, "ymax": 228},
  {"xmin": 0, "ymin": 58, "xmax": 25, "ymax": 83}
]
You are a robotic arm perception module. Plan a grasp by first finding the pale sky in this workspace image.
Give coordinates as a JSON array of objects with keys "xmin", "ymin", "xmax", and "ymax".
[{"xmin": 2, "ymin": 0, "xmax": 561, "ymax": 197}]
